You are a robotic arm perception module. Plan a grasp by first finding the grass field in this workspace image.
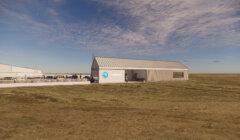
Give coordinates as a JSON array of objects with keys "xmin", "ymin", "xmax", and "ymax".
[{"xmin": 0, "ymin": 74, "xmax": 240, "ymax": 140}]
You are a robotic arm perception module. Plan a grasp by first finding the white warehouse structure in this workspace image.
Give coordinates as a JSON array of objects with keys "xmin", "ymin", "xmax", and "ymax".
[
  {"xmin": 91, "ymin": 57, "xmax": 189, "ymax": 83},
  {"xmin": 0, "ymin": 63, "xmax": 43, "ymax": 79}
]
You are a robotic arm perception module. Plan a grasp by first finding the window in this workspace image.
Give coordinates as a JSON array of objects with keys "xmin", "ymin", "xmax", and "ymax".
[{"xmin": 173, "ymin": 72, "xmax": 184, "ymax": 78}]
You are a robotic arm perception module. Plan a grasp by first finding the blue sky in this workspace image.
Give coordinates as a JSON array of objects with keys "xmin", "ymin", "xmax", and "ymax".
[{"xmin": 0, "ymin": 0, "xmax": 240, "ymax": 73}]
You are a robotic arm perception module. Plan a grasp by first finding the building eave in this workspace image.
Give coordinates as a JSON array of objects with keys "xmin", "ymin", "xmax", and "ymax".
[{"xmin": 99, "ymin": 67, "xmax": 188, "ymax": 71}]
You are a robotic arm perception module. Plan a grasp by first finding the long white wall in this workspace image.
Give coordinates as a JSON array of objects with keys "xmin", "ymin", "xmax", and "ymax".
[
  {"xmin": 0, "ymin": 81, "xmax": 90, "ymax": 88},
  {"xmin": 0, "ymin": 64, "xmax": 42, "ymax": 78},
  {"xmin": 0, "ymin": 64, "xmax": 12, "ymax": 72}
]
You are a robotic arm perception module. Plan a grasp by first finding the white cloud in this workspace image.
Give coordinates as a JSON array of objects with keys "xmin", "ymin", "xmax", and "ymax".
[
  {"xmin": 0, "ymin": 0, "xmax": 239, "ymax": 55},
  {"xmin": 92, "ymin": 0, "xmax": 240, "ymax": 54}
]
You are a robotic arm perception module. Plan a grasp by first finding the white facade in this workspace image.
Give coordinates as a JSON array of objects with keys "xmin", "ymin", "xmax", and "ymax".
[
  {"xmin": 0, "ymin": 64, "xmax": 43, "ymax": 79},
  {"xmin": 99, "ymin": 69, "xmax": 125, "ymax": 83}
]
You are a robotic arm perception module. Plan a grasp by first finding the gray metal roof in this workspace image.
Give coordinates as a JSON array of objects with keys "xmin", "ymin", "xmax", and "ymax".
[{"xmin": 95, "ymin": 57, "xmax": 188, "ymax": 70}]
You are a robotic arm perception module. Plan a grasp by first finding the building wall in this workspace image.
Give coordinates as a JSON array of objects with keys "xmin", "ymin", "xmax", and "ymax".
[
  {"xmin": 99, "ymin": 69, "xmax": 125, "ymax": 83},
  {"xmin": 91, "ymin": 58, "xmax": 99, "ymax": 80},
  {"xmin": 91, "ymin": 58, "xmax": 99, "ymax": 70},
  {"xmin": 147, "ymin": 70, "xmax": 188, "ymax": 82},
  {"xmin": 96, "ymin": 69, "xmax": 188, "ymax": 83},
  {"xmin": 125, "ymin": 70, "xmax": 133, "ymax": 81},
  {"xmin": 0, "ymin": 64, "xmax": 43, "ymax": 79},
  {"xmin": 11, "ymin": 66, "xmax": 40, "ymax": 73},
  {"xmin": 0, "ymin": 64, "xmax": 12, "ymax": 72},
  {"xmin": 91, "ymin": 69, "xmax": 99, "ymax": 79},
  {"xmin": 0, "ymin": 73, "xmax": 43, "ymax": 78},
  {"xmin": 125, "ymin": 70, "xmax": 147, "ymax": 81}
]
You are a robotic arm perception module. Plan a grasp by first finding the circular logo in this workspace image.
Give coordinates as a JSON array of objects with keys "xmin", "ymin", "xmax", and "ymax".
[{"xmin": 102, "ymin": 72, "xmax": 108, "ymax": 78}]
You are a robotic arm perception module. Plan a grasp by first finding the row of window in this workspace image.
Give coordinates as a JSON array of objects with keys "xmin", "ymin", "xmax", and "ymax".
[{"xmin": 173, "ymin": 72, "xmax": 184, "ymax": 78}]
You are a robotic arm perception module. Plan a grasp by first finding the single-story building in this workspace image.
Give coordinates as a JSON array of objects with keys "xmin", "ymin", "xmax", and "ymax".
[
  {"xmin": 91, "ymin": 57, "xmax": 189, "ymax": 83},
  {"xmin": 0, "ymin": 63, "xmax": 43, "ymax": 79}
]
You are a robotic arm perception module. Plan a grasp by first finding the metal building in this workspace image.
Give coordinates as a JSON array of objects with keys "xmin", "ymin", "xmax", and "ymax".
[
  {"xmin": 91, "ymin": 57, "xmax": 189, "ymax": 83},
  {"xmin": 0, "ymin": 63, "xmax": 43, "ymax": 79}
]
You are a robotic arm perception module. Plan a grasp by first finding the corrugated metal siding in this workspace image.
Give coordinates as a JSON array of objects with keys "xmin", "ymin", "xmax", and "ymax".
[
  {"xmin": 147, "ymin": 70, "xmax": 188, "ymax": 82},
  {"xmin": 95, "ymin": 57, "xmax": 187, "ymax": 69},
  {"xmin": 91, "ymin": 69, "xmax": 99, "ymax": 78},
  {"xmin": 91, "ymin": 59, "xmax": 99, "ymax": 69}
]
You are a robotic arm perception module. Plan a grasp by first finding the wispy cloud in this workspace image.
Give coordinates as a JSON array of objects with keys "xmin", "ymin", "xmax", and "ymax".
[
  {"xmin": 0, "ymin": 0, "xmax": 239, "ymax": 55},
  {"xmin": 92, "ymin": 0, "xmax": 240, "ymax": 53},
  {"xmin": 0, "ymin": 5, "xmax": 53, "ymax": 33}
]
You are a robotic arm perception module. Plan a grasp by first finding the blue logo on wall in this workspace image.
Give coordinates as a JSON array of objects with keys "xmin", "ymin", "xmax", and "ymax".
[{"xmin": 102, "ymin": 72, "xmax": 108, "ymax": 78}]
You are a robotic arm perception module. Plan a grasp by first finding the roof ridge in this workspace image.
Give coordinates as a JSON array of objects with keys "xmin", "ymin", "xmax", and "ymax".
[
  {"xmin": 95, "ymin": 56, "xmax": 180, "ymax": 63},
  {"xmin": 94, "ymin": 57, "xmax": 188, "ymax": 69}
]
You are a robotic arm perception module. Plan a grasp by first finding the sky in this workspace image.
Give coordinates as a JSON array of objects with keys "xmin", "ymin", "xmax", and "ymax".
[{"xmin": 0, "ymin": 0, "xmax": 240, "ymax": 73}]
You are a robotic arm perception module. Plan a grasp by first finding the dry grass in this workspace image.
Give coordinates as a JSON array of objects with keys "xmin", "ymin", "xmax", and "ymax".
[{"xmin": 0, "ymin": 74, "xmax": 240, "ymax": 140}]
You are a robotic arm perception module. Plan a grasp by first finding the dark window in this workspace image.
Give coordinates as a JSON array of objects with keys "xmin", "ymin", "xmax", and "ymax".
[
  {"xmin": 173, "ymin": 72, "xmax": 184, "ymax": 78},
  {"xmin": 133, "ymin": 73, "xmax": 138, "ymax": 80}
]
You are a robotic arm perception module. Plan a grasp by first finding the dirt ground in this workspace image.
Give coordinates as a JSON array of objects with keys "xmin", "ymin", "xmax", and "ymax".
[{"xmin": 0, "ymin": 74, "xmax": 240, "ymax": 140}]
